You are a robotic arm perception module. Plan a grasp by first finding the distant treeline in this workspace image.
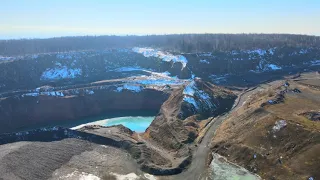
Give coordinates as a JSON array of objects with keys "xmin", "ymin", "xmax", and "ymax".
[{"xmin": 1, "ymin": 34, "xmax": 320, "ymax": 56}]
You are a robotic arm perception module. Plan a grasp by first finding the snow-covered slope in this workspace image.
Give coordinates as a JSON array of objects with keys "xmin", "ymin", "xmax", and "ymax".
[
  {"xmin": 40, "ymin": 66, "xmax": 82, "ymax": 81},
  {"xmin": 132, "ymin": 47, "xmax": 188, "ymax": 69},
  {"xmin": 0, "ymin": 46, "xmax": 319, "ymax": 93},
  {"xmin": 182, "ymin": 80, "xmax": 216, "ymax": 113}
]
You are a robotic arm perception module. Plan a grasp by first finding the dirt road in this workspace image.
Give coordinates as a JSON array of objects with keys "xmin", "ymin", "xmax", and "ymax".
[{"xmin": 170, "ymin": 88, "xmax": 257, "ymax": 180}]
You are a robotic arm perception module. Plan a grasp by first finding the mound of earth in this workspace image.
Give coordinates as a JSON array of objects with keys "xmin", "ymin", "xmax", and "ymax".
[
  {"xmin": 145, "ymin": 79, "xmax": 236, "ymax": 155},
  {"xmin": 211, "ymin": 79, "xmax": 320, "ymax": 180},
  {"xmin": 0, "ymin": 125, "xmax": 165, "ymax": 180}
]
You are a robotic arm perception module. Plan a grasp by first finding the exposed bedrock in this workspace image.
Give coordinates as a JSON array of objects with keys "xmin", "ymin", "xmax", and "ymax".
[
  {"xmin": 145, "ymin": 79, "xmax": 237, "ymax": 153},
  {"xmin": 0, "ymin": 79, "xmax": 238, "ymax": 176},
  {"xmin": 0, "ymin": 88, "xmax": 169, "ymax": 134}
]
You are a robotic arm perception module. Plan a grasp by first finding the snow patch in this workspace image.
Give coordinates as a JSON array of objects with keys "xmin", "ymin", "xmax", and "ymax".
[
  {"xmin": 198, "ymin": 52, "xmax": 213, "ymax": 57},
  {"xmin": 41, "ymin": 91, "xmax": 65, "ymax": 97},
  {"xmin": 183, "ymin": 81, "xmax": 196, "ymax": 96},
  {"xmin": 182, "ymin": 81, "xmax": 214, "ymax": 111},
  {"xmin": 110, "ymin": 67, "xmax": 173, "ymax": 80},
  {"xmin": 24, "ymin": 92, "xmax": 39, "ymax": 97},
  {"xmin": 268, "ymin": 48, "xmax": 276, "ymax": 55},
  {"xmin": 200, "ymin": 59, "xmax": 210, "ymax": 64},
  {"xmin": 111, "ymin": 68, "xmax": 187, "ymax": 92},
  {"xmin": 310, "ymin": 60, "xmax": 320, "ymax": 66},
  {"xmin": 79, "ymin": 172, "xmax": 101, "ymax": 180},
  {"xmin": 116, "ymin": 84, "xmax": 142, "ymax": 93},
  {"xmin": 56, "ymin": 53, "xmax": 73, "ymax": 60},
  {"xmin": 246, "ymin": 49, "xmax": 267, "ymax": 56},
  {"xmin": 22, "ymin": 91, "xmax": 65, "ymax": 97},
  {"xmin": 266, "ymin": 64, "xmax": 282, "ymax": 70},
  {"xmin": 55, "ymin": 62, "xmax": 62, "ymax": 67},
  {"xmin": 110, "ymin": 172, "xmax": 139, "ymax": 180},
  {"xmin": 147, "ymin": 71, "xmax": 171, "ymax": 78},
  {"xmin": 299, "ymin": 49, "xmax": 308, "ymax": 54},
  {"xmin": 113, "ymin": 66, "xmax": 148, "ymax": 72},
  {"xmin": 272, "ymin": 120, "xmax": 287, "ymax": 132},
  {"xmin": 252, "ymin": 59, "xmax": 282, "ymax": 73},
  {"xmin": 183, "ymin": 96, "xmax": 199, "ymax": 109},
  {"xmin": 144, "ymin": 174, "xmax": 157, "ymax": 180},
  {"xmin": 0, "ymin": 56, "xmax": 16, "ymax": 61},
  {"xmin": 40, "ymin": 66, "xmax": 82, "ymax": 81},
  {"xmin": 60, "ymin": 171, "xmax": 100, "ymax": 180},
  {"xmin": 198, "ymin": 90, "xmax": 211, "ymax": 100},
  {"xmin": 133, "ymin": 76, "xmax": 184, "ymax": 86},
  {"xmin": 191, "ymin": 73, "xmax": 196, "ymax": 79},
  {"xmin": 132, "ymin": 47, "xmax": 188, "ymax": 69},
  {"xmin": 86, "ymin": 90, "xmax": 94, "ymax": 95}
]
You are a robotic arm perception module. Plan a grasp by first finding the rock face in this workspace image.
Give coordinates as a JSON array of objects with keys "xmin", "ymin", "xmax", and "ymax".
[
  {"xmin": 299, "ymin": 111, "xmax": 320, "ymax": 121},
  {"xmin": 0, "ymin": 85, "xmax": 169, "ymax": 134},
  {"xmin": 145, "ymin": 79, "xmax": 236, "ymax": 151},
  {"xmin": 0, "ymin": 49, "xmax": 190, "ymax": 93},
  {"xmin": 1, "ymin": 47, "xmax": 320, "ymax": 93}
]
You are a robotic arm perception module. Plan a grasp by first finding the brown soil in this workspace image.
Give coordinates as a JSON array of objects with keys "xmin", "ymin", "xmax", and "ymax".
[
  {"xmin": 212, "ymin": 80, "xmax": 320, "ymax": 180},
  {"xmin": 145, "ymin": 80, "xmax": 236, "ymax": 153}
]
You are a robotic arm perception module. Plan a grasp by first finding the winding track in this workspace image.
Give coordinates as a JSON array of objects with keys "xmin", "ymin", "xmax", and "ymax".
[
  {"xmin": 170, "ymin": 87, "xmax": 258, "ymax": 180},
  {"xmin": 177, "ymin": 77, "xmax": 316, "ymax": 179}
]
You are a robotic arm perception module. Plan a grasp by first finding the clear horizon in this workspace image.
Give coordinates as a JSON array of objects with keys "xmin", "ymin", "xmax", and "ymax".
[
  {"xmin": 1, "ymin": 33, "xmax": 320, "ymax": 41},
  {"xmin": 1, "ymin": 0, "xmax": 320, "ymax": 39}
]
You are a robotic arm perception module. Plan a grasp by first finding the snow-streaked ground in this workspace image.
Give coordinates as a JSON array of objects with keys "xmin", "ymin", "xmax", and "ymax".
[
  {"xmin": 22, "ymin": 91, "xmax": 65, "ymax": 97},
  {"xmin": 310, "ymin": 60, "xmax": 320, "ymax": 66},
  {"xmin": 112, "ymin": 66, "xmax": 150, "ymax": 72},
  {"xmin": 182, "ymin": 81, "xmax": 215, "ymax": 111},
  {"xmin": 58, "ymin": 171, "xmax": 157, "ymax": 180},
  {"xmin": 59, "ymin": 171, "xmax": 101, "ymax": 180},
  {"xmin": 183, "ymin": 96, "xmax": 199, "ymax": 109},
  {"xmin": 110, "ymin": 172, "xmax": 157, "ymax": 180},
  {"xmin": 40, "ymin": 66, "xmax": 82, "ymax": 81},
  {"xmin": 272, "ymin": 120, "xmax": 287, "ymax": 133},
  {"xmin": 200, "ymin": 59, "xmax": 210, "ymax": 64},
  {"xmin": 132, "ymin": 47, "xmax": 188, "ymax": 69},
  {"xmin": 113, "ymin": 68, "xmax": 189, "ymax": 92},
  {"xmin": 116, "ymin": 84, "xmax": 142, "ymax": 93},
  {"xmin": 251, "ymin": 59, "xmax": 283, "ymax": 73},
  {"xmin": 266, "ymin": 64, "xmax": 282, "ymax": 70}
]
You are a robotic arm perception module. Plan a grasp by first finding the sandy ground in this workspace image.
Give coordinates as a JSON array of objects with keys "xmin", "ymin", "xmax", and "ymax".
[{"xmin": 0, "ymin": 139, "xmax": 153, "ymax": 180}]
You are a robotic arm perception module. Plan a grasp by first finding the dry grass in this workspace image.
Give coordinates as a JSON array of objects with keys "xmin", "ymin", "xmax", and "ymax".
[
  {"xmin": 131, "ymin": 132, "xmax": 140, "ymax": 141},
  {"xmin": 143, "ymin": 129, "xmax": 151, "ymax": 139},
  {"xmin": 211, "ymin": 79, "xmax": 320, "ymax": 179},
  {"xmin": 266, "ymin": 92, "xmax": 320, "ymax": 131}
]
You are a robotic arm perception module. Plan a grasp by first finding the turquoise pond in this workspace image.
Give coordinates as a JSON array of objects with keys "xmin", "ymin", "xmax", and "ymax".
[
  {"xmin": 71, "ymin": 116, "xmax": 155, "ymax": 132},
  {"xmin": 15, "ymin": 110, "xmax": 158, "ymax": 133}
]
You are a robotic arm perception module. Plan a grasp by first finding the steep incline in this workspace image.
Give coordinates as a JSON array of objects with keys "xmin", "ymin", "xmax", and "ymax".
[
  {"xmin": 144, "ymin": 79, "xmax": 236, "ymax": 159},
  {"xmin": 211, "ymin": 77, "xmax": 320, "ymax": 179}
]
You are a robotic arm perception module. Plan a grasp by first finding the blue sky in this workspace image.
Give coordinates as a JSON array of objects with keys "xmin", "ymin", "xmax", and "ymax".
[{"xmin": 0, "ymin": 0, "xmax": 319, "ymax": 39}]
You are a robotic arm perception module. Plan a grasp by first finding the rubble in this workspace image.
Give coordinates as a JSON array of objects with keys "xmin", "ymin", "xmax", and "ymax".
[{"xmin": 272, "ymin": 120, "xmax": 287, "ymax": 132}]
